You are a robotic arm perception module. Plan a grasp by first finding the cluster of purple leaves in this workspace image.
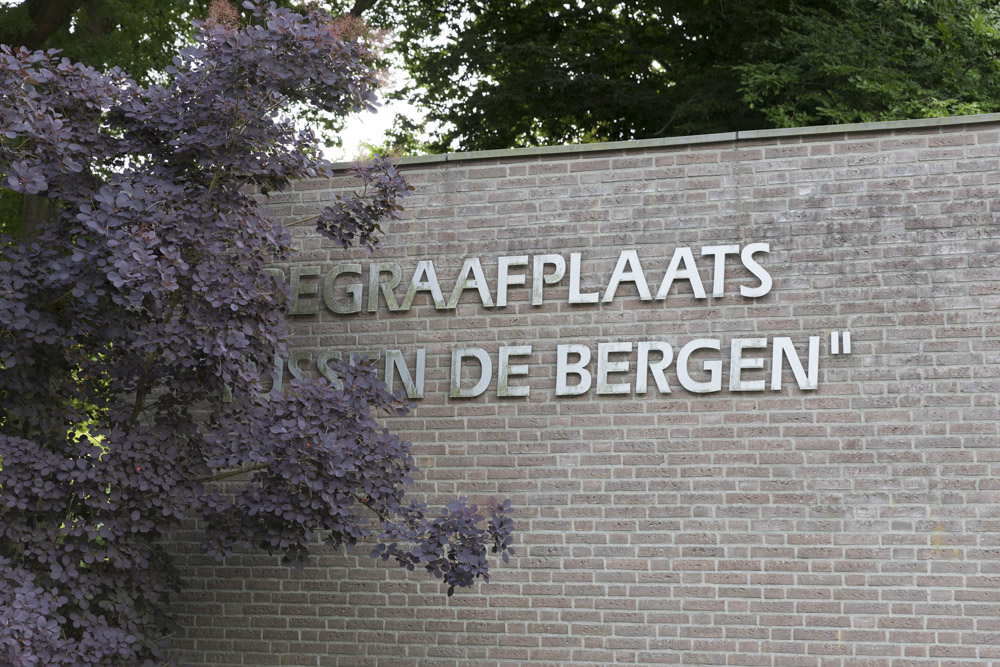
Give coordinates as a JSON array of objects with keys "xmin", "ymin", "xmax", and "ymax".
[
  {"xmin": 374, "ymin": 497, "xmax": 515, "ymax": 597},
  {"xmin": 319, "ymin": 159, "xmax": 410, "ymax": 251},
  {"xmin": 0, "ymin": 2, "xmax": 513, "ymax": 663}
]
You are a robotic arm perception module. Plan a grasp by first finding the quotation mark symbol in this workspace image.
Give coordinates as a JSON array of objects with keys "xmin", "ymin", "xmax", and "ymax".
[{"xmin": 830, "ymin": 331, "xmax": 851, "ymax": 355}]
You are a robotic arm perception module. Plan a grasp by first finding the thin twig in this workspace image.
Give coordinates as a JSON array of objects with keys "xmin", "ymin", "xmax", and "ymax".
[
  {"xmin": 285, "ymin": 213, "xmax": 322, "ymax": 227},
  {"xmin": 195, "ymin": 463, "xmax": 268, "ymax": 484},
  {"xmin": 127, "ymin": 289, "xmax": 182, "ymax": 430}
]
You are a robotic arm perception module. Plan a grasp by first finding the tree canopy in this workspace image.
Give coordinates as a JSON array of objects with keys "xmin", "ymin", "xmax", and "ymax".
[
  {"xmin": 384, "ymin": 0, "xmax": 775, "ymax": 150},
  {"xmin": 739, "ymin": 0, "xmax": 1000, "ymax": 128},
  {"xmin": 0, "ymin": 0, "xmax": 206, "ymax": 84},
  {"xmin": 6, "ymin": 0, "xmax": 998, "ymax": 153},
  {"xmin": 0, "ymin": 3, "xmax": 512, "ymax": 663},
  {"xmin": 383, "ymin": 0, "xmax": 1000, "ymax": 152}
]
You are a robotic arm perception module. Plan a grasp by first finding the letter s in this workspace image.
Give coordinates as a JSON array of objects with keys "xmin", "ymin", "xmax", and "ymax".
[{"xmin": 740, "ymin": 243, "xmax": 772, "ymax": 298}]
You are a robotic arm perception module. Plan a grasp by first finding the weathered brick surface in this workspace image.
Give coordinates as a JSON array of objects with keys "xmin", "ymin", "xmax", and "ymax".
[{"xmin": 169, "ymin": 117, "xmax": 1000, "ymax": 666}]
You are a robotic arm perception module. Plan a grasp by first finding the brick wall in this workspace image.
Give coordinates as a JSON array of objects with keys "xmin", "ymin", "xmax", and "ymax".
[{"xmin": 168, "ymin": 116, "xmax": 1000, "ymax": 666}]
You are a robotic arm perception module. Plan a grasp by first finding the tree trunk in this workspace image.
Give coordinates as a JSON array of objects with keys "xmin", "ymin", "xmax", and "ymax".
[
  {"xmin": 0, "ymin": 0, "xmax": 85, "ymax": 51},
  {"xmin": 21, "ymin": 193, "xmax": 56, "ymax": 239},
  {"xmin": 349, "ymin": 0, "xmax": 380, "ymax": 17}
]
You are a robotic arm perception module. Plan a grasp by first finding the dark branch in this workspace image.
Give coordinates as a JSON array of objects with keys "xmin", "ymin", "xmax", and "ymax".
[
  {"xmin": 348, "ymin": 0, "xmax": 379, "ymax": 18},
  {"xmin": 0, "ymin": 0, "xmax": 85, "ymax": 51}
]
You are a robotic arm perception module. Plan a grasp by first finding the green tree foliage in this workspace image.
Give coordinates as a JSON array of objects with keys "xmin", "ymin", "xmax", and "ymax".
[
  {"xmin": 739, "ymin": 0, "xmax": 1000, "ymax": 127},
  {"xmin": 0, "ymin": 0, "xmax": 205, "ymax": 84},
  {"xmin": 383, "ymin": 0, "xmax": 1000, "ymax": 151},
  {"xmin": 386, "ymin": 0, "xmax": 780, "ymax": 151},
  {"xmin": 9, "ymin": 0, "xmax": 999, "ymax": 154}
]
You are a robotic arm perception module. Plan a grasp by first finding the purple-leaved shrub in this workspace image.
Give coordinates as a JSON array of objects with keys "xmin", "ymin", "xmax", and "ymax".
[{"xmin": 0, "ymin": 2, "xmax": 514, "ymax": 663}]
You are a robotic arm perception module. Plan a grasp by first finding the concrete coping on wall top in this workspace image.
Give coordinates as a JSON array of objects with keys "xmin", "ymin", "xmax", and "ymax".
[{"xmin": 328, "ymin": 112, "xmax": 1000, "ymax": 171}]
